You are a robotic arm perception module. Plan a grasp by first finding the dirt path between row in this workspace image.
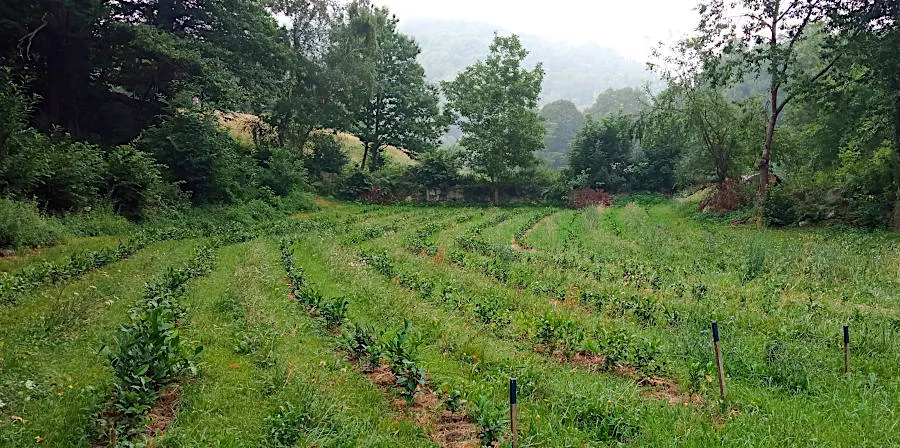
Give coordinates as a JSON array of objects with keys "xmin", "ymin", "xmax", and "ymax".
[{"xmin": 510, "ymin": 215, "xmax": 551, "ymax": 253}]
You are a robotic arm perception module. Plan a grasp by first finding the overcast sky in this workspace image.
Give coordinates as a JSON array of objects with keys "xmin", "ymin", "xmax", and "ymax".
[{"xmin": 372, "ymin": 0, "xmax": 700, "ymax": 62}]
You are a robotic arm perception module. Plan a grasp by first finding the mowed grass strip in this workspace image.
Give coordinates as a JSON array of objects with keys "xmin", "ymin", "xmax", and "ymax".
[
  {"xmin": 0, "ymin": 238, "xmax": 202, "ymax": 446},
  {"xmin": 0, "ymin": 235, "xmax": 124, "ymax": 274},
  {"xmin": 159, "ymin": 239, "xmax": 436, "ymax": 447}
]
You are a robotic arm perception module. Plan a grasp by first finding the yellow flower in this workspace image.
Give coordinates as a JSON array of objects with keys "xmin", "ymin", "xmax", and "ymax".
[
  {"xmin": 67, "ymin": 385, "xmax": 73, "ymax": 389},
  {"xmin": 35, "ymin": 436, "xmax": 43, "ymax": 443},
  {"xmin": 57, "ymin": 392, "xmax": 63, "ymax": 397},
  {"xmin": 535, "ymin": 414, "xmax": 540, "ymax": 419}
]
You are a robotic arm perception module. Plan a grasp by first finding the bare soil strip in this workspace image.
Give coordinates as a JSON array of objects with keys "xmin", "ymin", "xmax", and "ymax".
[
  {"xmin": 359, "ymin": 362, "xmax": 479, "ymax": 448},
  {"xmin": 510, "ymin": 215, "xmax": 550, "ymax": 253}
]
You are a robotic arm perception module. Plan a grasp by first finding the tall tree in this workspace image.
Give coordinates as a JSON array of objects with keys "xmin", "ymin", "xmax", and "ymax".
[
  {"xmin": 584, "ymin": 87, "xmax": 649, "ymax": 119},
  {"xmin": 539, "ymin": 99, "xmax": 584, "ymax": 169},
  {"xmin": 266, "ymin": 0, "xmax": 340, "ymax": 152},
  {"xmin": 695, "ymin": 0, "xmax": 840, "ymax": 203},
  {"xmin": 336, "ymin": 1, "xmax": 444, "ymax": 171},
  {"xmin": 442, "ymin": 34, "xmax": 545, "ymax": 203},
  {"xmin": 825, "ymin": 0, "xmax": 899, "ymax": 227},
  {"xmin": 567, "ymin": 113, "xmax": 635, "ymax": 193}
]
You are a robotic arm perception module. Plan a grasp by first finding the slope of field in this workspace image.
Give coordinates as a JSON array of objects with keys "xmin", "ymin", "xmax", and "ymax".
[{"xmin": 1, "ymin": 199, "xmax": 898, "ymax": 446}]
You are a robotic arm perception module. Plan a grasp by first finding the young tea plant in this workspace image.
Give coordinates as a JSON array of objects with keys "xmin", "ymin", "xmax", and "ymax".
[{"xmin": 473, "ymin": 395, "xmax": 507, "ymax": 447}]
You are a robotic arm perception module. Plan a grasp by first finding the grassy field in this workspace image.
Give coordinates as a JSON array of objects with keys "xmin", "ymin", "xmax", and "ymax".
[{"xmin": 1, "ymin": 198, "xmax": 898, "ymax": 447}]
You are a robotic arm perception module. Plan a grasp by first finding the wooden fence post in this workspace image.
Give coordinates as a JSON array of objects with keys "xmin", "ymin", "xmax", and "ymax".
[
  {"xmin": 843, "ymin": 325, "xmax": 850, "ymax": 373},
  {"xmin": 510, "ymin": 377, "xmax": 518, "ymax": 447},
  {"xmin": 712, "ymin": 322, "xmax": 727, "ymax": 401}
]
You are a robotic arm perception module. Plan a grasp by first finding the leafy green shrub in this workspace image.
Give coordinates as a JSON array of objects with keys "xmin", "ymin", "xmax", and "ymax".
[
  {"xmin": 535, "ymin": 313, "xmax": 585, "ymax": 357},
  {"xmin": 136, "ymin": 111, "xmax": 250, "ymax": 204},
  {"xmin": 342, "ymin": 323, "xmax": 380, "ymax": 370},
  {"xmin": 32, "ymin": 133, "xmax": 106, "ymax": 211},
  {"xmin": 472, "ymin": 395, "xmax": 506, "ymax": 447},
  {"xmin": 395, "ymin": 358, "xmax": 427, "ymax": 406},
  {"xmin": 104, "ymin": 145, "xmax": 171, "ymax": 219},
  {"xmin": 473, "ymin": 295, "xmax": 509, "ymax": 327},
  {"xmin": 408, "ymin": 147, "xmax": 462, "ymax": 192},
  {"xmin": 599, "ymin": 328, "xmax": 664, "ymax": 376},
  {"xmin": 0, "ymin": 198, "xmax": 64, "ymax": 249},
  {"xmin": 102, "ymin": 245, "xmax": 213, "ymax": 437},
  {"xmin": 319, "ymin": 297, "xmax": 349, "ymax": 329},
  {"xmin": 360, "ymin": 251, "xmax": 394, "ymax": 278},
  {"xmin": 259, "ymin": 145, "xmax": 308, "ymax": 196},
  {"xmin": 304, "ymin": 133, "xmax": 348, "ymax": 179},
  {"xmin": 57, "ymin": 205, "xmax": 135, "ymax": 236},
  {"xmin": 337, "ymin": 170, "xmax": 371, "ymax": 200},
  {"xmin": 438, "ymin": 387, "xmax": 466, "ymax": 414}
]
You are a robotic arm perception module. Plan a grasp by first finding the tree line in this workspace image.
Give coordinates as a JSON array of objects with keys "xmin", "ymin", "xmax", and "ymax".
[{"xmin": 1, "ymin": 0, "xmax": 898, "ymax": 243}]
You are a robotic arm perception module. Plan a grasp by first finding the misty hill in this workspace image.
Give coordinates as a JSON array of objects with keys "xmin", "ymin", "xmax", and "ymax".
[{"xmin": 399, "ymin": 19, "xmax": 656, "ymax": 108}]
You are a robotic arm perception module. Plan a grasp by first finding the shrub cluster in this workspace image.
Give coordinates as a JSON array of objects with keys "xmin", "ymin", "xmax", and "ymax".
[{"xmin": 100, "ymin": 245, "xmax": 216, "ymax": 439}]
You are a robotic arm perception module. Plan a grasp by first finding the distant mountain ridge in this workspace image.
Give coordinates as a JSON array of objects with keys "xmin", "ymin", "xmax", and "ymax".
[{"xmin": 398, "ymin": 18, "xmax": 657, "ymax": 108}]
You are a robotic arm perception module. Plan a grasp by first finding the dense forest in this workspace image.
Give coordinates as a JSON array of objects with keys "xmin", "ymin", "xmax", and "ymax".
[{"xmin": 1, "ymin": 0, "xmax": 898, "ymax": 254}]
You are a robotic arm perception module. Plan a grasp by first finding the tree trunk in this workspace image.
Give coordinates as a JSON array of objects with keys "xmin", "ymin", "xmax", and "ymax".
[
  {"xmin": 361, "ymin": 142, "xmax": 369, "ymax": 170},
  {"xmin": 758, "ymin": 74, "xmax": 780, "ymax": 216},
  {"xmin": 891, "ymin": 94, "xmax": 900, "ymax": 230},
  {"xmin": 493, "ymin": 179, "xmax": 500, "ymax": 205}
]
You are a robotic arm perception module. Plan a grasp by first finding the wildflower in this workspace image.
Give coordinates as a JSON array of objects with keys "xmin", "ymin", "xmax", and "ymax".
[
  {"xmin": 535, "ymin": 414, "xmax": 540, "ymax": 419},
  {"xmin": 35, "ymin": 435, "xmax": 43, "ymax": 443},
  {"xmin": 25, "ymin": 380, "xmax": 36, "ymax": 390},
  {"xmin": 67, "ymin": 385, "xmax": 73, "ymax": 389},
  {"xmin": 57, "ymin": 392, "xmax": 63, "ymax": 397}
]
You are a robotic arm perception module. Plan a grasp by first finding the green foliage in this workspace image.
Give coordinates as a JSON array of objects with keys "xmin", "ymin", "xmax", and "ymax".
[
  {"xmin": 585, "ymin": 87, "xmax": 648, "ymax": 120},
  {"xmin": 0, "ymin": 199, "xmax": 64, "ymax": 250},
  {"xmin": 535, "ymin": 312, "xmax": 585, "ymax": 357},
  {"xmin": 305, "ymin": 133, "xmax": 349, "ymax": 178},
  {"xmin": 764, "ymin": 142, "xmax": 897, "ymax": 228},
  {"xmin": 105, "ymin": 145, "xmax": 171, "ymax": 219},
  {"xmin": 409, "ymin": 148, "xmax": 463, "ymax": 191},
  {"xmin": 395, "ymin": 358, "xmax": 427, "ymax": 407},
  {"xmin": 339, "ymin": 3, "xmax": 445, "ymax": 171},
  {"xmin": 266, "ymin": 401, "xmax": 328, "ymax": 447},
  {"xmin": 438, "ymin": 387, "xmax": 466, "ymax": 414},
  {"xmin": 258, "ymin": 145, "xmax": 308, "ymax": 197},
  {"xmin": 472, "ymin": 395, "xmax": 506, "ymax": 446},
  {"xmin": 136, "ymin": 111, "xmax": 248, "ymax": 204},
  {"xmin": 442, "ymin": 34, "xmax": 545, "ymax": 202},
  {"xmin": 102, "ymin": 245, "xmax": 213, "ymax": 437},
  {"xmin": 567, "ymin": 395, "xmax": 641, "ymax": 443},
  {"xmin": 568, "ymin": 113, "xmax": 635, "ymax": 192},
  {"xmin": 342, "ymin": 323, "xmax": 380, "ymax": 369},
  {"xmin": 539, "ymin": 99, "xmax": 584, "ymax": 169}
]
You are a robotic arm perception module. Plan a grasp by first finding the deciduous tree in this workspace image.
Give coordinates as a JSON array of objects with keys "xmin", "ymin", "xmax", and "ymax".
[{"xmin": 442, "ymin": 34, "xmax": 545, "ymax": 203}]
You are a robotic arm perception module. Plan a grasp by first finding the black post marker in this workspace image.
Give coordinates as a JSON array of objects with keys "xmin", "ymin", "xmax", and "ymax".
[
  {"xmin": 510, "ymin": 378, "xmax": 518, "ymax": 447},
  {"xmin": 843, "ymin": 325, "xmax": 850, "ymax": 373},
  {"xmin": 712, "ymin": 322, "xmax": 727, "ymax": 401}
]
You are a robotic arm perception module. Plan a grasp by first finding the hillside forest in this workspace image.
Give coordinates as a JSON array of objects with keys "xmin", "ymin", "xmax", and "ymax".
[{"xmin": 1, "ymin": 0, "xmax": 899, "ymax": 253}]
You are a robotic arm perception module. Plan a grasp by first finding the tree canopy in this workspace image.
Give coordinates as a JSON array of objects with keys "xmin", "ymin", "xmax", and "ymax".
[{"xmin": 442, "ymin": 34, "xmax": 546, "ymax": 203}]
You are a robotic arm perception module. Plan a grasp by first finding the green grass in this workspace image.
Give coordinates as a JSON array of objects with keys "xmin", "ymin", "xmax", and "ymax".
[
  {"xmin": 1, "ymin": 199, "xmax": 898, "ymax": 446},
  {"xmin": 0, "ymin": 239, "xmax": 202, "ymax": 446},
  {"xmin": 0, "ymin": 235, "xmax": 123, "ymax": 274}
]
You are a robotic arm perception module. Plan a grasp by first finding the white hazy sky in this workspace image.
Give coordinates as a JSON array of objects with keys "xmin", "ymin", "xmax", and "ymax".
[{"xmin": 372, "ymin": 0, "xmax": 700, "ymax": 62}]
